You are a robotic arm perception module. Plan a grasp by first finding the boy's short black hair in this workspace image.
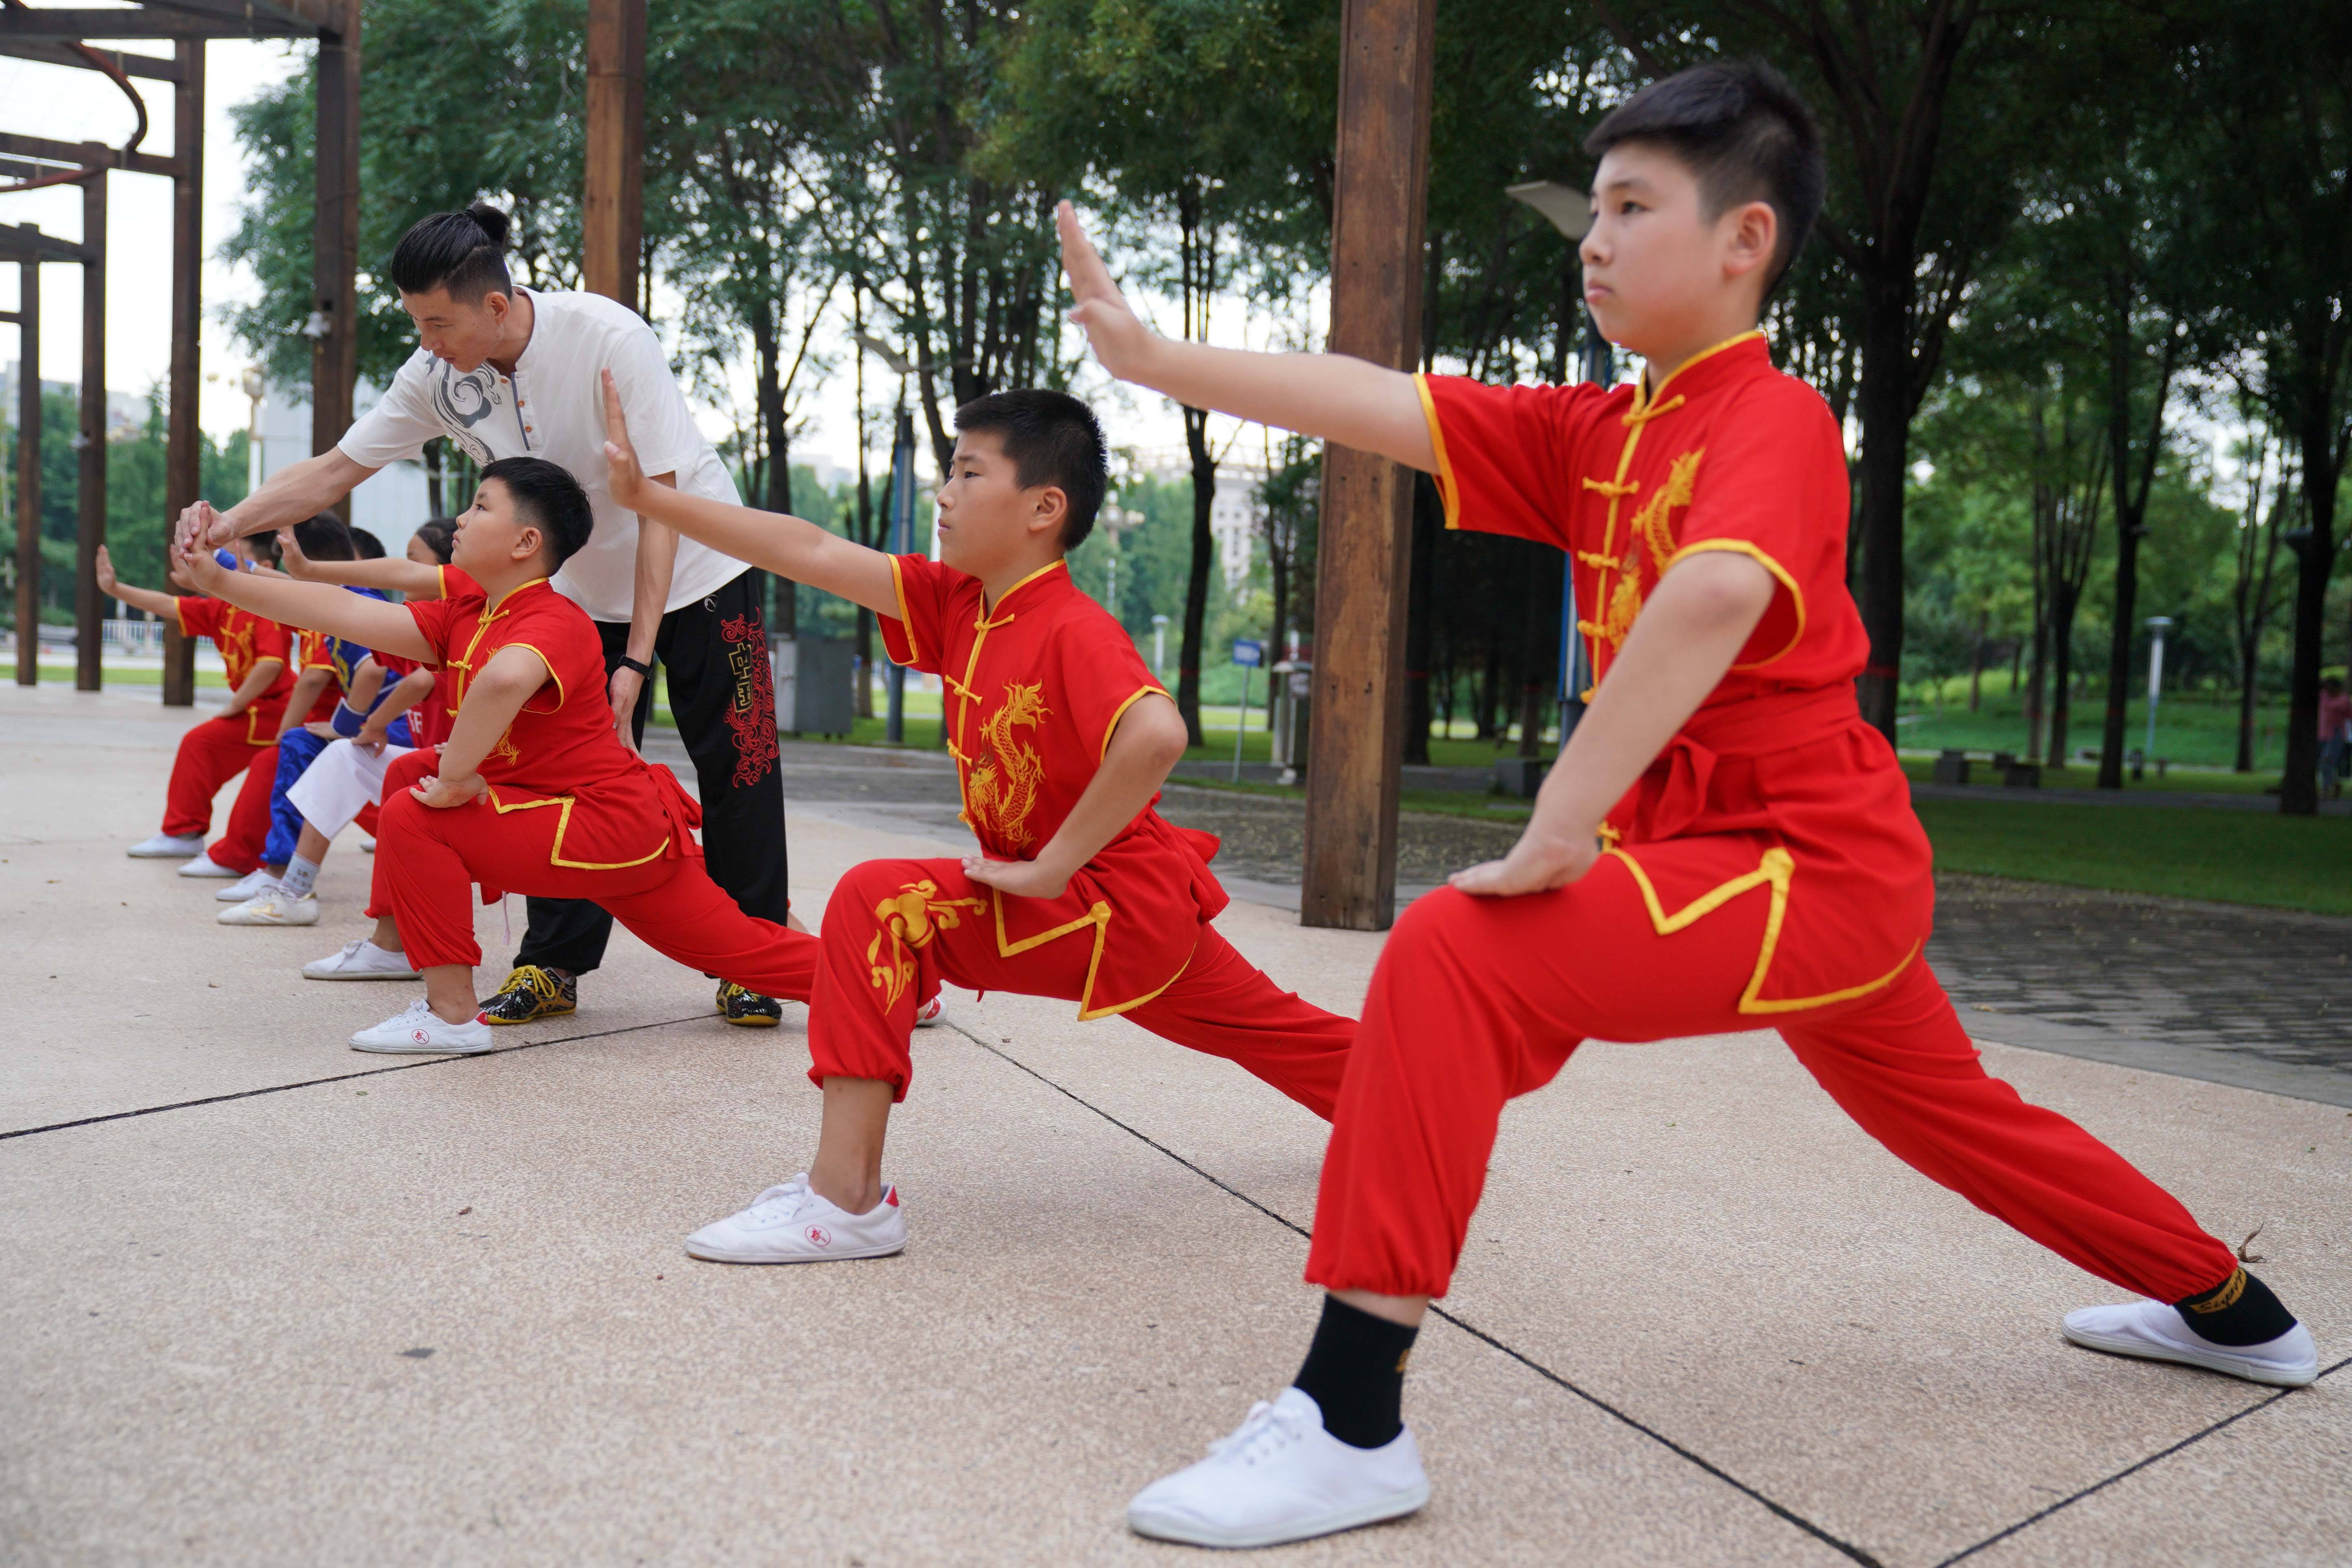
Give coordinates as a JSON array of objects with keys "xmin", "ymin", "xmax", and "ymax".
[
  {"xmin": 349, "ymin": 526, "xmax": 385, "ymax": 560},
  {"xmin": 292, "ymin": 513, "xmax": 355, "ymax": 562},
  {"xmin": 480, "ymin": 457, "xmax": 593, "ymax": 569},
  {"xmin": 412, "ymin": 517, "xmax": 459, "ymax": 565},
  {"xmin": 953, "ymin": 389, "xmax": 1109, "ymax": 551},
  {"xmin": 388, "ymin": 202, "xmax": 515, "ymax": 304},
  {"xmin": 1584, "ymin": 60, "xmax": 1826, "ymax": 298}
]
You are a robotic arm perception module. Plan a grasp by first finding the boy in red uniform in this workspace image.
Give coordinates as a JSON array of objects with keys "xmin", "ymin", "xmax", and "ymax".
[
  {"xmin": 169, "ymin": 457, "xmax": 820, "ymax": 1054},
  {"xmin": 102, "ymin": 543, "xmax": 293, "ymax": 879},
  {"xmin": 1058, "ymin": 63, "xmax": 2319, "ymax": 1549},
  {"xmin": 598, "ymin": 376, "xmax": 1356, "ymax": 1265}
]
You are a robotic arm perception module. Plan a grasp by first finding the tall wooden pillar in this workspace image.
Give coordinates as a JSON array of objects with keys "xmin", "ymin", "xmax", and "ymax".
[
  {"xmin": 1299, "ymin": 0, "xmax": 1436, "ymax": 931},
  {"xmin": 584, "ymin": 0, "xmax": 646, "ymax": 309},
  {"xmin": 9, "ymin": 258, "xmax": 35, "ymax": 687},
  {"xmin": 75, "ymin": 160, "xmax": 107, "ymax": 693},
  {"xmin": 310, "ymin": 0, "xmax": 361, "ymax": 470},
  {"xmin": 162, "ymin": 37, "xmax": 204, "ymax": 707}
]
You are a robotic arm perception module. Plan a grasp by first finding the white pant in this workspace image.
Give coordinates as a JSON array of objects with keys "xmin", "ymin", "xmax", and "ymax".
[{"xmin": 285, "ymin": 738, "xmax": 413, "ymax": 839}]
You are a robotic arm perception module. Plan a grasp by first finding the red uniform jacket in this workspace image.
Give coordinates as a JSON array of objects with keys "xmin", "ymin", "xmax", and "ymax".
[
  {"xmin": 407, "ymin": 565, "xmax": 702, "ymax": 899},
  {"xmin": 880, "ymin": 555, "xmax": 1221, "ymax": 1019},
  {"xmin": 173, "ymin": 596, "xmax": 295, "ymax": 744},
  {"xmin": 1418, "ymin": 331, "xmax": 1933, "ymax": 1013}
]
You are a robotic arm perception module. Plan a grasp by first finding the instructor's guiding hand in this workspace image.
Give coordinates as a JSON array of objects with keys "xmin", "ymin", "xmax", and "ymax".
[
  {"xmin": 167, "ymin": 526, "xmax": 224, "ymax": 593},
  {"xmin": 1448, "ymin": 824, "xmax": 1600, "ymax": 899},
  {"xmin": 600, "ymin": 369, "xmax": 648, "ymax": 512},
  {"xmin": 1058, "ymin": 202, "xmax": 1155, "ymax": 383},
  {"xmin": 961, "ymin": 853, "xmax": 1071, "ymax": 902},
  {"xmin": 411, "ymin": 770, "xmax": 489, "ymax": 810}
]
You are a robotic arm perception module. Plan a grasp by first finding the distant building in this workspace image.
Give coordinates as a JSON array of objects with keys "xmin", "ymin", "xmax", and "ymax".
[
  {"xmin": 0, "ymin": 361, "xmax": 154, "ymax": 437},
  {"xmin": 250, "ymin": 378, "xmax": 433, "ymax": 554},
  {"xmin": 1130, "ymin": 452, "xmax": 1269, "ymax": 589}
]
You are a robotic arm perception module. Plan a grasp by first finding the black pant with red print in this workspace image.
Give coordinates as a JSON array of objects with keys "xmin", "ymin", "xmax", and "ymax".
[{"xmin": 517, "ymin": 568, "xmax": 789, "ymax": 978}]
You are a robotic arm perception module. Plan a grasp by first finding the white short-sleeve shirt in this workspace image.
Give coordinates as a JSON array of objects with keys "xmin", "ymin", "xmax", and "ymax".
[{"xmin": 339, "ymin": 287, "xmax": 746, "ymax": 622}]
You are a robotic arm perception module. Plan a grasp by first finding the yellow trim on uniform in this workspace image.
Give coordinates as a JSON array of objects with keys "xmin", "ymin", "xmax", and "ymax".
[
  {"xmin": 486, "ymin": 786, "xmax": 671, "ymax": 870},
  {"xmin": 988, "ymin": 885, "xmax": 1194, "ymax": 1022},
  {"xmin": 496, "ymin": 642, "xmax": 565, "ymax": 709},
  {"xmin": 1098, "ymin": 684, "xmax": 1170, "ymax": 762},
  {"xmin": 1412, "ymin": 372, "xmax": 1461, "ymax": 529},
  {"xmin": 1667, "ymin": 539, "xmax": 1809, "ymax": 670},
  {"xmin": 484, "ymin": 575, "xmax": 550, "ymax": 614},
  {"xmin": 885, "ymin": 555, "xmax": 921, "ymax": 666},
  {"xmin": 1604, "ymin": 843, "xmax": 1916, "ymax": 1016},
  {"xmin": 988, "ymin": 557, "xmax": 1068, "ymax": 613},
  {"xmin": 169, "ymin": 596, "xmax": 187, "ymax": 636},
  {"xmin": 1646, "ymin": 329, "xmax": 1766, "ymax": 402}
]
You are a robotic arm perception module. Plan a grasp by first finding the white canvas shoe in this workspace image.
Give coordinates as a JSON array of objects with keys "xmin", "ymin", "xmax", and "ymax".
[
  {"xmin": 349, "ymin": 998, "xmax": 494, "ymax": 1055},
  {"xmin": 220, "ymin": 886, "xmax": 321, "ymax": 926},
  {"xmin": 2063, "ymin": 1298, "xmax": 2318, "ymax": 1387},
  {"xmin": 914, "ymin": 995, "xmax": 944, "ymax": 1028},
  {"xmin": 176, "ymin": 849, "xmax": 244, "ymax": 878},
  {"xmin": 128, "ymin": 832, "xmax": 205, "ymax": 859},
  {"xmin": 683, "ymin": 1174, "xmax": 906, "ymax": 1264},
  {"xmin": 214, "ymin": 868, "xmax": 277, "ymax": 903},
  {"xmin": 1128, "ymin": 1387, "xmax": 1429, "ymax": 1548},
  {"xmin": 360, "ymin": 834, "xmax": 376, "ymax": 853},
  {"xmin": 302, "ymin": 939, "xmax": 420, "ymax": 981}
]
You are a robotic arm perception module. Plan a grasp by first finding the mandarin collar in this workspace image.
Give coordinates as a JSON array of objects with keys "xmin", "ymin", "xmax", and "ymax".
[
  {"xmin": 1633, "ymin": 331, "xmax": 1771, "ymax": 416},
  {"xmin": 982, "ymin": 558, "xmax": 1072, "ymax": 618}
]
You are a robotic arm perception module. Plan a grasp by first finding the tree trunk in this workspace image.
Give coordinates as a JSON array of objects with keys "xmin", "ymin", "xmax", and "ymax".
[
  {"xmin": 2095, "ymin": 522, "xmax": 2140, "ymax": 787},
  {"xmin": 1967, "ymin": 615, "xmax": 1985, "ymax": 712},
  {"xmin": 2279, "ymin": 422, "xmax": 2341, "ymax": 815},
  {"xmin": 1516, "ymin": 540, "xmax": 1556, "ymax": 759},
  {"xmin": 2236, "ymin": 639, "xmax": 2259, "ymax": 773},
  {"xmin": 1852, "ymin": 278, "xmax": 1913, "ymax": 740},
  {"xmin": 1177, "ymin": 404, "xmax": 1215, "ymax": 749},
  {"xmin": 1402, "ymin": 473, "xmax": 1438, "ymax": 764},
  {"xmin": 2025, "ymin": 616, "xmax": 2048, "ymax": 762},
  {"xmin": 423, "ymin": 439, "xmax": 445, "ymax": 519},
  {"xmin": 2048, "ymin": 586, "xmax": 2079, "ymax": 769}
]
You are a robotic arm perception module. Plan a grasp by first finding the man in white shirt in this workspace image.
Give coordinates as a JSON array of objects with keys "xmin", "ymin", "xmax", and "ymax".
[{"xmin": 187, "ymin": 202, "xmax": 795, "ymax": 1028}]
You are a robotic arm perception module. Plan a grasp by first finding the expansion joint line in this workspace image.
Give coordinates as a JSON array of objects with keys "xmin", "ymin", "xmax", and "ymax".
[
  {"xmin": 956, "ymin": 1025, "xmax": 1888, "ymax": 1568},
  {"xmin": 0, "ymin": 1015, "xmax": 711, "ymax": 1142}
]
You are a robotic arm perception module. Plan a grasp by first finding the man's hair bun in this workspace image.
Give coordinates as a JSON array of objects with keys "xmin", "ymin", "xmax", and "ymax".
[{"xmin": 464, "ymin": 202, "xmax": 511, "ymax": 251}]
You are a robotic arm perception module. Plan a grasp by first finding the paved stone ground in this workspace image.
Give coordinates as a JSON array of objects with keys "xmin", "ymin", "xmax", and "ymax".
[{"xmin": 737, "ymin": 735, "xmax": 2352, "ymax": 1104}]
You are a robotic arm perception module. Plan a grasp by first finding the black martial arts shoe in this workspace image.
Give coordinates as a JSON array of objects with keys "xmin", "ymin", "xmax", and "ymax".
[
  {"xmin": 478, "ymin": 964, "xmax": 578, "ymax": 1025},
  {"xmin": 715, "ymin": 981, "xmax": 783, "ymax": 1028}
]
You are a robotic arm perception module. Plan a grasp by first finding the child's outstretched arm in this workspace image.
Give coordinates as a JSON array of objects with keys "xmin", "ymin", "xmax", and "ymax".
[
  {"xmin": 92, "ymin": 546, "xmax": 183, "ymax": 621},
  {"xmin": 600, "ymin": 370, "xmax": 900, "ymax": 618},
  {"xmin": 273, "ymin": 665, "xmax": 334, "ymax": 742},
  {"xmin": 1449, "ymin": 552, "xmax": 1776, "ymax": 898},
  {"xmin": 1057, "ymin": 202, "xmax": 1436, "ymax": 472},
  {"xmin": 962, "ymin": 692, "xmax": 1191, "ymax": 900},
  {"xmin": 277, "ymin": 526, "xmax": 442, "ymax": 597},
  {"xmin": 170, "ymin": 520, "xmax": 433, "ymax": 664}
]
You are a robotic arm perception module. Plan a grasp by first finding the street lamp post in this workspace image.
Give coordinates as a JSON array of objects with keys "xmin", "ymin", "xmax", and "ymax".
[
  {"xmin": 1152, "ymin": 613, "xmax": 1169, "ymax": 678},
  {"xmin": 2145, "ymin": 616, "xmax": 2173, "ymax": 765}
]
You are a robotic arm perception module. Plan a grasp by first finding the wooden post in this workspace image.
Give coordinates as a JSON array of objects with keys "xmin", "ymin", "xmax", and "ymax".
[
  {"xmin": 1299, "ymin": 0, "xmax": 1435, "ymax": 931},
  {"xmin": 162, "ymin": 36, "xmax": 203, "ymax": 707},
  {"xmin": 583, "ymin": 0, "xmax": 646, "ymax": 309},
  {"xmin": 310, "ymin": 0, "xmax": 361, "ymax": 470},
  {"xmin": 74, "ymin": 159, "xmax": 106, "ymax": 693},
  {"xmin": 11, "ymin": 257, "xmax": 35, "ymax": 687}
]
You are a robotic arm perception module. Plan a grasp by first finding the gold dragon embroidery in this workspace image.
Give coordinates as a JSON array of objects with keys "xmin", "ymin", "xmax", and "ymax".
[
  {"xmin": 965, "ymin": 682, "xmax": 1050, "ymax": 848},
  {"xmin": 866, "ymin": 879, "xmax": 988, "ymax": 1009},
  {"xmin": 1600, "ymin": 448, "xmax": 1707, "ymax": 646}
]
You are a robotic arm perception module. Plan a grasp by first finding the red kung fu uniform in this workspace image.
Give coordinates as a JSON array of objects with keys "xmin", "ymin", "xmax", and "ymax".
[
  {"xmin": 1304, "ymin": 332, "xmax": 2238, "ymax": 1303},
  {"xmin": 369, "ymin": 565, "xmax": 818, "ymax": 1000},
  {"xmin": 805, "ymin": 555, "xmax": 1356, "ymax": 1109},
  {"xmin": 161, "ymin": 596, "xmax": 296, "ymax": 872}
]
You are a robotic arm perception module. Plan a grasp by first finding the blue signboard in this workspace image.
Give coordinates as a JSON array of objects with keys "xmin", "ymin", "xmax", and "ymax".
[{"xmin": 1231, "ymin": 638, "xmax": 1264, "ymax": 668}]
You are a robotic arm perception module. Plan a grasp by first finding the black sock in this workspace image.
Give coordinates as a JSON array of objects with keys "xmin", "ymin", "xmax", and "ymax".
[
  {"xmin": 1291, "ymin": 1295, "xmax": 1418, "ymax": 1450},
  {"xmin": 2175, "ymin": 1267, "xmax": 2298, "ymax": 1346}
]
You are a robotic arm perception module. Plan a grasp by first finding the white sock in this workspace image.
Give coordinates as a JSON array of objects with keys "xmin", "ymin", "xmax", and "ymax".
[{"xmin": 281, "ymin": 854, "xmax": 321, "ymax": 898}]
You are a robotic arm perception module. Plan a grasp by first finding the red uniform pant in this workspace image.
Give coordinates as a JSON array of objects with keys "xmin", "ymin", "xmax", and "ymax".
[
  {"xmin": 162, "ymin": 712, "xmax": 280, "ymax": 874},
  {"xmin": 369, "ymin": 752, "xmax": 817, "ymax": 998},
  {"xmin": 810, "ymin": 856, "xmax": 1356, "ymax": 1113},
  {"xmin": 1306, "ymin": 857, "xmax": 2239, "ymax": 1304}
]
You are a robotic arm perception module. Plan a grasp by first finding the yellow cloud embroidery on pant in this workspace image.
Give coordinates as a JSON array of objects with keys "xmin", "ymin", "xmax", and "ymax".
[
  {"xmin": 866, "ymin": 879, "xmax": 987, "ymax": 1009},
  {"xmin": 966, "ymin": 683, "xmax": 1050, "ymax": 848}
]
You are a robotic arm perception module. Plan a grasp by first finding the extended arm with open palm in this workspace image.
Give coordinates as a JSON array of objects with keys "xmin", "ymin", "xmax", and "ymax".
[{"xmin": 170, "ymin": 517, "xmax": 433, "ymax": 664}]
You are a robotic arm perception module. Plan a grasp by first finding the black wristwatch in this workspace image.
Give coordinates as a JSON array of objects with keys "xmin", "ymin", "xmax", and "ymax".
[{"xmin": 617, "ymin": 656, "xmax": 653, "ymax": 678}]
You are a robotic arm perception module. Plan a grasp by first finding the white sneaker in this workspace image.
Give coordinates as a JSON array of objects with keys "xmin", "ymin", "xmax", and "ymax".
[
  {"xmin": 176, "ymin": 850, "xmax": 243, "ymax": 879},
  {"xmin": 2063, "ymin": 1298, "xmax": 2318, "ymax": 1387},
  {"xmin": 302, "ymin": 939, "xmax": 420, "ymax": 981},
  {"xmin": 215, "ymin": 868, "xmax": 277, "ymax": 903},
  {"xmin": 360, "ymin": 834, "xmax": 376, "ymax": 853},
  {"xmin": 1128, "ymin": 1388, "xmax": 1429, "ymax": 1548},
  {"xmin": 349, "ymin": 998, "xmax": 494, "ymax": 1055},
  {"xmin": 128, "ymin": 832, "xmax": 205, "ymax": 859},
  {"xmin": 914, "ymin": 995, "xmax": 944, "ymax": 1028},
  {"xmin": 220, "ymin": 886, "xmax": 321, "ymax": 926},
  {"xmin": 683, "ymin": 1174, "xmax": 906, "ymax": 1264}
]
